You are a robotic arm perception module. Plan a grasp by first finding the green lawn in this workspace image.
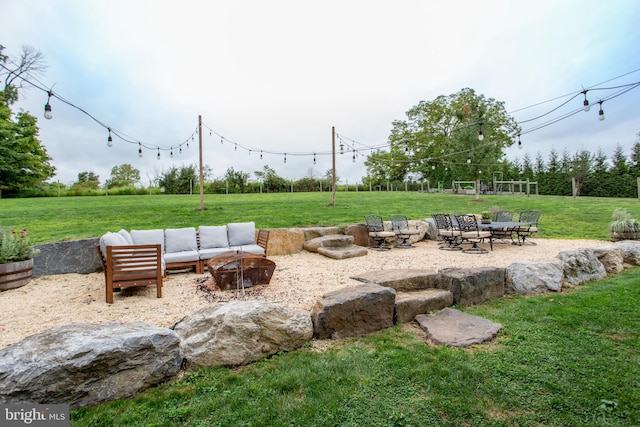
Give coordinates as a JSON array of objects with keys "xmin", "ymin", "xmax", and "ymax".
[
  {"xmin": 70, "ymin": 268, "xmax": 640, "ymax": 426},
  {"xmin": 1, "ymin": 192, "xmax": 639, "ymax": 244}
]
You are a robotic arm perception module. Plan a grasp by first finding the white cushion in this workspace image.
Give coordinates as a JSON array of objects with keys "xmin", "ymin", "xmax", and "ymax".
[
  {"xmin": 199, "ymin": 225, "xmax": 229, "ymax": 249},
  {"xmin": 199, "ymin": 247, "xmax": 234, "ymax": 261},
  {"xmin": 99, "ymin": 232, "xmax": 127, "ymax": 258},
  {"xmin": 227, "ymin": 222, "xmax": 256, "ymax": 246},
  {"xmin": 165, "ymin": 227, "xmax": 198, "ymax": 253},
  {"xmin": 130, "ymin": 229, "xmax": 165, "ymax": 253},
  {"xmin": 117, "ymin": 229, "xmax": 133, "ymax": 245},
  {"xmin": 165, "ymin": 250, "xmax": 200, "ymax": 263},
  {"xmin": 230, "ymin": 244, "xmax": 265, "ymax": 256}
]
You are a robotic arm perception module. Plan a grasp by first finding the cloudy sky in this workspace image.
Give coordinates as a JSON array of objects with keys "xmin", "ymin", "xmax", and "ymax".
[{"xmin": 3, "ymin": 0, "xmax": 639, "ymax": 187}]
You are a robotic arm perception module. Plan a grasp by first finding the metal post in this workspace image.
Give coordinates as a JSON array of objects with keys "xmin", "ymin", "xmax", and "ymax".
[{"xmin": 331, "ymin": 126, "xmax": 336, "ymax": 206}]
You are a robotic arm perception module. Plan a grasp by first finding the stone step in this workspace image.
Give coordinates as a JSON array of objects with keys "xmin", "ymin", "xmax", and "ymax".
[
  {"xmin": 394, "ymin": 289, "xmax": 453, "ymax": 324},
  {"xmin": 351, "ymin": 269, "xmax": 438, "ymax": 292},
  {"xmin": 415, "ymin": 308, "xmax": 502, "ymax": 348},
  {"xmin": 317, "ymin": 245, "xmax": 368, "ymax": 260},
  {"xmin": 303, "ymin": 234, "xmax": 355, "ymax": 252}
]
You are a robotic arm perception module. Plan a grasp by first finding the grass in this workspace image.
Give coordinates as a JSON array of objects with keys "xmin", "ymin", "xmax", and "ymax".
[
  {"xmin": 70, "ymin": 268, "xmax": 640, "ymax": 426},
  {"xmin": 1, "ymin": 192, "xmax": 640, "ymax": 244}
]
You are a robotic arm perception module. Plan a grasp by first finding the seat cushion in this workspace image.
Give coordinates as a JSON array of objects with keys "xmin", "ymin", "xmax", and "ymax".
[
  {"xmin": 461, "ymin": 231, "xmax": 492, "ymax": 239},
  {"xmin": 230, "ymin": 244, "xmax": 265, "ymax": 255},
  {"xmin": 165, "ymin": 227, "xmax": 198, "ymax": 253},
  {"xmin": 199, "ymin": 247, "xmax": 235, "ymax": 261},
  {"xmin": 130, "ymin": 229, "xmax": 165, "ymax": 253},
  {"xmin": 369, "ymin": 231, "xmax": 395, "ymax": 238},
  {"xmin": 396, "ymin": 229, "xmax": 420, "ymax": 235},
  {"xmin": 165, "ymin": 250, "xmax": 200, "ymax": 263},
  {"xmin": 228, "ymin": 222, "xmax": 256, "ymax": 246},
  {"xmin": 437, "ymin": 229, "xmax": 460, "ymax": 237},
  {"xmin": 199, "ymin": 225, "xmax": 229, "ymax": 249}
]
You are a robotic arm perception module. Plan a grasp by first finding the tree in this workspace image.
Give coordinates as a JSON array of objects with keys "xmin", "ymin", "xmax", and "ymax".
[
  {"xmin": 0, "ymin": 44, "xmax": 47, "ymax": 105},
  {"xmin": 224, "ymin": 167, "xmax": 249, "ymax": 193},
  {"xmin": 72, "ymin": 171, "xmax": 100, "ymax": 191},
  {"xmin": 0, "ymin": 93, "xmax": 55, "ymax": 198},
  {"xmin": 105, "ymin": 164, "xmax": 140, "ymax": 188},
  {"xmin": 254, "ymin": 165, "xmax": 286, "ymax": 193},
  {"xmin": 366, "ymin": 88, "xmax": 519, "ymax": 198}
]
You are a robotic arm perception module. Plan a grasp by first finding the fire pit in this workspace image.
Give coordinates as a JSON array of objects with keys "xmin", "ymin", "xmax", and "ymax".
[{"xmin": 206, "ymin": 251, "xmax": 276, "ymax": 291}]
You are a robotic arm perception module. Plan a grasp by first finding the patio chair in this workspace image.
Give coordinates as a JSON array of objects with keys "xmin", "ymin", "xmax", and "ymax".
[
  {"xmin": 432, "ymin": 213, "xmax": 462, "ymax": 251},
  {"xmin": 365, "ymin": 214, "xmax": 395, "ymax": 250},
  {"xmin": 390, "ymin": 214, "xmax": 420, "ymax": 248},
  {"xmin": 454, "ymin": 214, "xmax": 493, "ymax": 254},
  {"xmin": 495, "ymin": 210, "xmax": 515, "ymax": 221},
  {"xmin": 493, "ymin": 210, "xmax": 516, "ymax": 243},
  {"xmin": 515, "ymin": 210, "xmax": 541, "ymax": 245},
  {"xmin": 96, "ymin": 244, "xmax": 163, "ymax": 304}
]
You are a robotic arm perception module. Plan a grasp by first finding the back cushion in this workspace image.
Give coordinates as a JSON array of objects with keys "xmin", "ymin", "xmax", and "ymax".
[
  {"xmin": 130, "ymin": 229, "xmax": 165, "ymax": 253},
  {"xmin": 199, "ymin": 225, "xmax": 229, "ymax": 249},
  {"xmin": 117, "ymin": 229, "xmax": 134, "ymax": 245},
  {"xmin": 99, "ymin": 232, "xmax": 127, "ymax": 258},
  {"xmin": 165, "ymin": 227, "xmax": 198, "ymax": 253},
  {"xmin": 227, "ymin": 222, "xmax": 256, "ymax": 246}
]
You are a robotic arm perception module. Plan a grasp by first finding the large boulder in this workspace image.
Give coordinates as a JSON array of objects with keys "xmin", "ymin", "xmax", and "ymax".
[
  {"xmin": 0, "ymin": 322, "xmax": 182, "ymax": 408},
  {"xmin": 422, "ymin": 218, "xmax": 438, "ymax": 241},
  {"xmin": 301, "ymin": 227, "xmax": 341, "ymax": 240},
  {"xmin": 556, "ymin": 248, "xmax": 607, "ymax": 286},
  {"xmin": 174, "ymin": 301, "xmax": 312, "ymax": 368},
  {"xmin": 343, "ymin": 224, "xmax": 370, "ymax": 247},
  {"xmin": 613, "ymin": 240, "xmax": 640, "ymax": 266},
  {"xmin": 311, "ymin": 283, "xmax": 396, "ymax": 339},
  {"xmin": 592, "ymin": 245, "xmax": 624, "ymax": 274},
  {"xmin": 436, "ymin": 267, "xmax": 505, "ymax": 306},
  {"xmin": 506, "ymin": 260, "xmax": 564, "ymax": 295},
  {"xmin": 33, "ymin": 238, "xmax": 101, "ymax": 276},
  {"xmin": 266, "ymin": 228, "xmax": 305, "ymax": 255}
]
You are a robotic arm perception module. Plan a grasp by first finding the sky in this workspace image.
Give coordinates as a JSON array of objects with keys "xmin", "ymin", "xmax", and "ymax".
[{"xmin": 2, "ymin": 0, "xmax": 640, "ymax": 187}]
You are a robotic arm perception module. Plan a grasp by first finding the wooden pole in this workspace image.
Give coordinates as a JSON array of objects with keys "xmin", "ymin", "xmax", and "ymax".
[
  {"xmin": 198, "ymin": 115, "xmax": 204, "ymax": 211},
  {"xmin": 331, "ymin": 126, "xmax": 336, "ymax": 206}
]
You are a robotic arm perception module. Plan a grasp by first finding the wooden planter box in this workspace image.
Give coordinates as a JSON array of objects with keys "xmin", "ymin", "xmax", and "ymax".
[{"xmin": 0, "ymin": 259, "xmax": 34, "ymax": 291}]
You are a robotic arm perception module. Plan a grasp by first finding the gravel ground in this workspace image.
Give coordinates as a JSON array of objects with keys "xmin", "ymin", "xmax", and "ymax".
[{"xmin": 0, "ymin": 238, "xmax": 608, "ymax": 349}]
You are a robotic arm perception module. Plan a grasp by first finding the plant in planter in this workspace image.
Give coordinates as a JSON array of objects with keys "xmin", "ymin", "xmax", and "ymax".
[
  {"xmin": 0, "ymin": 228, "xmax": 40, "ymax": 291},
  {"xmin": 480, "ymin": 210, "xmax": 492, "ymax": 224},
  {"xmin": 609, "ymin": 208, "xmax": 640, "ymax": 241}
]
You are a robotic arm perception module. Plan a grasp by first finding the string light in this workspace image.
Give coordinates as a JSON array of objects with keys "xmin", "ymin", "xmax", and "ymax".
[
  {"xmin": 107, "ymin": 128, "xmax": 113, "ymax": 147},
  {"xmin": 43, "ymin": 91, "xmax": 53, "ymax": 120},
  {"xmin": 138, "ymin": 143, "xmax": 143, "ymax": 158},
  {"xmin": 581, "ymin": 90, "xmax": 590, "ymax": 111},
  {"xmin": 517, "ymin": 134, "xmax": 522, "ymax": 149},
  {"xmin": 170, "ymin": 148, "xmax": 173, "ymax": 158},
  {"xmin": 313, "ymin": 153, "xmax": 316, "ymax": 165},
  {"xmin": 467, "ymin": 156, "xmax": 471, "ymax": 164},
  {"xmin": 284, "ymin": 153, "xmax": 287, "ymax": 163},
  {"xmin": 157, "ymin": 148, "xmax": 161, "ymax": 160},
  {"xmin": 477, "ymin": 122, "xmax": 484, "ymax": 141},
  {"xmin": 260, "ymin": 150, "xmax": 263, "ymax": 160},
  {"xmin": 598, "ymin": 101, "xmax": 605, "ymax": 121}
]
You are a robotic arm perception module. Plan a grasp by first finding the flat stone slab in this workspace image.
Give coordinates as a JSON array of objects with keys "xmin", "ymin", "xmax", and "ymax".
[
  {"xmin": 351, "ymin": 269, "xmax": 438, "ymax": 292},
  {"xmin": 415, "ymin": 308, "xmax": 502, "ymax": 347},
  {"xmin": 394, "ymin": 289, "xmax": 453, "ymax": 323},
  {"xmin": 303, "ymin": 234, "xmax": 354, "ymax": 252},
  {"xmin": 318, "ymin": 245, "xmax": 367, "ymax": 259}
]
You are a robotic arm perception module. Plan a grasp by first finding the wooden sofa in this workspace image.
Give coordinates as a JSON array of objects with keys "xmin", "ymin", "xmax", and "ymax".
[{"xmin": 97, "ymin": 222, "xmax": 269, "ymax": 303}]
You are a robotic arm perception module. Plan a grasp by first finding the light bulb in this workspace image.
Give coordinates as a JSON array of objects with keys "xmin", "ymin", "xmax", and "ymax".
[
  {"xmin": 467, "ymin": 157, "xmax": 471, "ymax": 164},
  {"xmin": 478, "ymin": 131, "xmax": 484, "ymax": 141},
  {"xmin": 157, "ymin": 149, "xmax": 161, "ymax": 160},
  {"xmin": 107, "ymin": 136, "xmax": 113, "ymax": 147},
  {"xmin": 583, "ymin": 99, "xmax": 590, "ymax": 112},
  {"xmin": 44, "ymin": 103, "xmax": 52, "ymax": 120},
  {"xmin": 598, "ymin": 107, "xmax": 605, "ymax": 121}
]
